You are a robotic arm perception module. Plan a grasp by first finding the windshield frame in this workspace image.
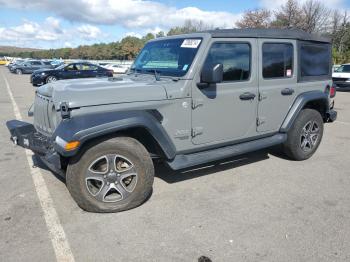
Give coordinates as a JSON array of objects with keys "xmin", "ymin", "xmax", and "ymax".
[{"xmin": 131, "ymin": 37, "xmax": 203, "ymax": 78}]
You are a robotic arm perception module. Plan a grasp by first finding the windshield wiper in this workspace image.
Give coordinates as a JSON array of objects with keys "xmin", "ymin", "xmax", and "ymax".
[{"xmin": 154, "ymin": 70, "xmax": 161, "ymax": 81}]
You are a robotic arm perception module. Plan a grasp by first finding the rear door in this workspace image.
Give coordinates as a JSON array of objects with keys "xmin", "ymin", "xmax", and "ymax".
[
  {"xmin": 257, "ymin": 39, "xmax": 298, "ymax": 133},
  {"xmin": 191, "ymin": 39, "xmax": 259, "ymax": 145}
]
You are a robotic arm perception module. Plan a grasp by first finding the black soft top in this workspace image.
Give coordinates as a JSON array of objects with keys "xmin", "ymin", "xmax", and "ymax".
[{"xmin": 203, "ymin": 28, "xmax": 330, "ymax": 43}]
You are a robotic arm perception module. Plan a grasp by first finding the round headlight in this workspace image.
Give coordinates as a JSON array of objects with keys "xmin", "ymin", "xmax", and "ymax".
[{"xmin": 41, "ymin": 72, "xmax": 46, "ymax": 76}]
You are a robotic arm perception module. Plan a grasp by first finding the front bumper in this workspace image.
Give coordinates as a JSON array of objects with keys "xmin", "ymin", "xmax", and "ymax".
[
  {"xmin": 31, "ymin": 75, "xmax": 46, "ymax": 86},
  {"xmin": 333, "ymin": 82, "xmax": 350, "ymax": 90},
  {"xmin": 6, "ymin": 120, "xmax": 64, "ymax": 176}
]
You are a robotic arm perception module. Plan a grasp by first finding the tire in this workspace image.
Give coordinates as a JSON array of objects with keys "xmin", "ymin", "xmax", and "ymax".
[
  {"xmin": 66, "ymin": 137, "xmax": 154, "ymax": 213},
  {"xmin": 46, "ymin": 76, "xmax": 57, "ymax": 83},
  {"xmin": 16, "ymin": 69, "xmax": 22, "ymax": 75},
  {"xmin": 283, "ymin": 109, "xmax": 324, "ymax": 161}
]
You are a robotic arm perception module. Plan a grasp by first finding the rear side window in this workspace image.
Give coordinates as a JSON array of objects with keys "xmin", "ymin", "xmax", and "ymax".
[
  {"xmin": 300, "ymin": 43, "xmax": 331, "ymax": 79},
  {"xmin": 204, "ymin": 42, "xmax": 251, "ymax": 82},
  {"xmin": 31, "ymin": 61, "xmax": 42, "ymax": 65},
  {"xmin": 263, "ymin": 43, "xmax": 293, "ymax": 79}
]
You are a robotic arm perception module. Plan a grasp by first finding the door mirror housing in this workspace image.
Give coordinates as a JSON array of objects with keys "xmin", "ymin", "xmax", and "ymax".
[{"xmin": 201, "ymin": 63, "xmax": 223, "ymax": 84}]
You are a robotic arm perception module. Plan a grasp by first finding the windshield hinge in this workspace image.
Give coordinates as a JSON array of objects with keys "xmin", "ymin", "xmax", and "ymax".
[{"xmin": 191, "ymin": 99, "xmax": 203, "ymax": 110}]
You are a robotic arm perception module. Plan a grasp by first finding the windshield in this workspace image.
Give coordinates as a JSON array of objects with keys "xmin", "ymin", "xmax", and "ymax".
[
  {"xmin": 56, "ymin": 64, "xmax": 66, "ymax": 70},
  {"xmin": 131, "ymin": 38, "xmax": 202, "ymax": 77},
  {"xmin": 336, "ymin": 65, "xmax": 350, "ymax": 73}
]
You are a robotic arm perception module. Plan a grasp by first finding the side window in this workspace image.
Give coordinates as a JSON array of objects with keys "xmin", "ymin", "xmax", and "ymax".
[
  {"xmin": 66, "ymin": 64, "xmax": 78, "ymax": 71},
  {"xmin": 300, "ymin": 43, "xmax": 330, "ymax": 78},
  {"xmin": 31, "ymin": 61, "xmax": 42, "ymax": 65},
  {"xmin": 263, "ymin": 43, "xmax": 293, "ymax": 79},
  {"xmin": 203, "ymin": 43, "xmax": 251, "ymax": 82}
]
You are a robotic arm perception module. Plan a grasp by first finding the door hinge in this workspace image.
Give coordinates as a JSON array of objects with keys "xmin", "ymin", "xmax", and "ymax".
[
  {"xmin": 256, "ymin": 117, "xmax": 266, "ymax": 126},
  {"xmin": 191, "ymin": 99, "xmax": 203, "ymax": 109},
  {"xmin": 191, "ymin": 127, "xmax": 203, "ymax": 137},
  {"xmin": 258, "ymin": 92, "xmax": 267, "ymax": 101}
]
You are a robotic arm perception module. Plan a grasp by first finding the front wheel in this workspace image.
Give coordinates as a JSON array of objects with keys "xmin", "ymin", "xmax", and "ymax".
[
  {"xmin": 16, "ymin": 69, "xmax": 22, "ymax": 75},
  {"xmin": 283, "ymin": 109, "xmax": 324, "ymax": 160},
  {"xmin": 46, "ymin": 76, "xmax": 57, "ymax": 83},
  {"xmin": 66, "ymin": 137, "xmax": 154, "ymax": 213}
]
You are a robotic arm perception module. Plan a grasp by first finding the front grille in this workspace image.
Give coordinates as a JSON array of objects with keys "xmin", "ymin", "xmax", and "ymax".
[
  {"xmin": 33, "ymin": 93, "xmax": 54, "ymax": 136},
  {"xmin": 333, "ymin": 77, "xmax": 348, "ymax": 82}
]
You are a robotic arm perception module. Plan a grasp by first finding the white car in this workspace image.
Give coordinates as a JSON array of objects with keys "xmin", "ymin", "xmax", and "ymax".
[
  {"xmin": 332, "ymin": 63, "xmax": 350, "ymax": 90},
  {"xmin": 104, "ymin": 64, "xmax": 129, "ymax": 74}
]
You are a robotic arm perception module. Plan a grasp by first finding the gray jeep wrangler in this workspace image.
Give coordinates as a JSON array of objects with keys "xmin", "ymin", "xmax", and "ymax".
[{"xmin": 7, "ymin": 29, "xmax": 337, "ymax": 212}]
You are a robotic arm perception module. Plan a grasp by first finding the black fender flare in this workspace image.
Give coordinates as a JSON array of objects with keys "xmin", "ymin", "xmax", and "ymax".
[
  {"xmin": 53, "ymin": 110, "xmax": 176, "ymax": 159},
  {"xmin": 280, "ymin": 91, "xmax": 329, "ymax": 132}
]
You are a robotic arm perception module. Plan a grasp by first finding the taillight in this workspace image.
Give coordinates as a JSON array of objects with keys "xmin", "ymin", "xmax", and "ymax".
[
  {"xmin": 330, "ymin": 84, "xmax": 336, "ymax": 98},
  {"xmin": 325, "ymin": 84, "xmax": 336, "ymax": 98}
]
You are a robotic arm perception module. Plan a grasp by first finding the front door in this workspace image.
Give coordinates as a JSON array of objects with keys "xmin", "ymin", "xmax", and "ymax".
[
  {"xmin": 191, "ymin": 39, "xmax": 259, "ymax": 145},
  {"xmin": 257, "ymin": 39, "xmax": 298, "ymax": 133}
]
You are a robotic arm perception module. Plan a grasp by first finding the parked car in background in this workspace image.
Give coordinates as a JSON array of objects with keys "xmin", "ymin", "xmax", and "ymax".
[
  {"xmin": 10, "ymin": 60, "xmax": 52, "ymax": 74},
  {"xmin": 8, "ymin": 59, "xmax": 25, "ymax": 71},
  {"xmin": 332, "ymin": 63, "xmax": 350, "ymax": 90},
  {"xmin": 31, "ymin": 62, "xmax": 113, "ymax": 86},
  {"xmin": 105, "ymin": 64, "xmax": 130, "ymax": 74},
  {"xmin": 0, "ymin": 57, "xmax": 9, "ymax": 65}
]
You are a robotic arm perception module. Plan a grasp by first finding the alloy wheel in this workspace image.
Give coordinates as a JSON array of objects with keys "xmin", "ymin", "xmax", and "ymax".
[
  {"xmin": 85, "ymin": 154, "xmax": 138, "ymax": 203},
  {"xmin": 300, "ymin": 121, "xmax": 320, "ymax": 152}
]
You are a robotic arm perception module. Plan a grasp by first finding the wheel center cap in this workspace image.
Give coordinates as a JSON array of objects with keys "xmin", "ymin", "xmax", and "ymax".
[{"xmin": 106, "ymin": 172, "xmax": 117, "ymax": 182}]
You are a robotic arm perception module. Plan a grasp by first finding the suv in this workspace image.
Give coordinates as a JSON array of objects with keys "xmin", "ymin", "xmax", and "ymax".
[
  {"xmin": 10, "ymin": 60, "xmax": 52, "ymax": 74},
  {"xmin": 7, "ymin": 29, "xmax": 337, "ymax": 213}
]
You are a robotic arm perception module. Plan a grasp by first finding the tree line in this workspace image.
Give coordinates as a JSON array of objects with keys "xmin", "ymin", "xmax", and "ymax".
[
  {"xmin": 3, "ymin": 0, "xmax": 350, "ymax": 64},
  {"xmin": 236, "ymin": 0, "xmax": 350, "ymax": 64}
]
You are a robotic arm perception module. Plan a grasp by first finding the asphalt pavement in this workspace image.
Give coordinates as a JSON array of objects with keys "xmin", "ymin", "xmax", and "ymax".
[{"xmin": 0, "ymin": 66, "xmax": 350, "ymax": 262}]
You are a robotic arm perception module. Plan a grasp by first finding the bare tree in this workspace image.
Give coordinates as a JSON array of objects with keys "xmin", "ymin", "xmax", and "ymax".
[
  {"xmin": 167, "ymin": 19, "xmax": 213, "ymax": 36},
  {"xmin": 301, "ymin": 0, "xmax": 330, "ymax": 33},
  {"xmin": 236, "ymin": 9, "xmax": 272, "ymax": 29},
  {"xmin": 272, "ymin": 0, "xmax": 303, "ymax": 29}
]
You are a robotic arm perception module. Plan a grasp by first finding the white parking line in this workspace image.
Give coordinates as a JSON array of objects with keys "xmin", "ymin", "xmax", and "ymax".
[
  {"xmin": 2, "ymin": 72, "xmax": 75, "ymax": 262},
  {"xmin": 335, "ymin": 120, "xmax": 350, "ymax": 126}
]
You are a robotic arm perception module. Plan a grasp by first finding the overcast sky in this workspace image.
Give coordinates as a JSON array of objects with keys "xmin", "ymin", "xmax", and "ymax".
[{"xmin": 0, "ymin": 0, "xmax": 349, "ymax": 49}]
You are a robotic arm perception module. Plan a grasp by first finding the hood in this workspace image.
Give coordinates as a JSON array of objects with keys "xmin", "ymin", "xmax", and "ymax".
[
  {"xmin": 36, "ymin": 75, "xmax": 168, "ymax": 108},
  {"xmin": 33, "ymin": 68, "xmax": 54, "ymax": 74},
  {"xmin": 332, "ymin": 72, "xmax": 350, "ymax": 78}
]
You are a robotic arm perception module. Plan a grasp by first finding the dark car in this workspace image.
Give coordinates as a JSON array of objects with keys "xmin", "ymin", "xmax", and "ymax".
[
  {"xmin": 10, "ymin": 60, "xmax": 52, "ymax": 75},
  {"xmin": 31, "ymin": 62, "xmax": 114, "ymax": 86}
]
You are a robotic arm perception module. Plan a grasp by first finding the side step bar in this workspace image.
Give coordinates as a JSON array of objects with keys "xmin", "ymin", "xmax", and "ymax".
[{"xmin": 167, "ymin": 133, "xmax": 287, "ymax": 170}]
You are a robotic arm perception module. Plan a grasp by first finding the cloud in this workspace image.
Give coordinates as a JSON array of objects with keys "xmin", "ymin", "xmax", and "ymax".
[
  {"xmin": 0, "ymin": 18, "xmax": 62, "ymax": 42},
  {"xmin": 77, "ymin": 24, "xmax": 103, "ymax": 40},
  {"xmin": 0, "ymin": 17, "xmax": 107, "ymax": 48},
  {"xmin": 0, "ymin": 0, "xmax": 241, "ymax": 29}
]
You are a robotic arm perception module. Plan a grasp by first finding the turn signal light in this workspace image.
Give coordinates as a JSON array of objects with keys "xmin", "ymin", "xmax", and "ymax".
[{"xmin": 65, "ymin": 141, "xmax": 80, "ymax": 151}]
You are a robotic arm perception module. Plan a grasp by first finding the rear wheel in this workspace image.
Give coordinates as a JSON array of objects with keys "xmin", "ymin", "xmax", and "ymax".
[
  {"xmin": 16, "ymin": 69, "xmax": 22, "ymax": 75},
  {"xmin": 46, "ymin": 76, "xmax": 57, "ymax": 83},
  {"xmin": 66, "ymin": 137, "xmax": 154, "ymax": 213},
  {"xmin": 283, "ymin": 109, "xmax": 324, "ymax": 160}
]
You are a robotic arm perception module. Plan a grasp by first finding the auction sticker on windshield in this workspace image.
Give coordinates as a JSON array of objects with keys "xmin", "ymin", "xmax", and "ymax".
[{"xmin": 181, "ymin": 39, "xmax": 201, "ymax": 48}]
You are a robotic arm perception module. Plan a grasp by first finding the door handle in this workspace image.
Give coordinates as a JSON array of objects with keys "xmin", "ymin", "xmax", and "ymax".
[
  {"xmin": 239, "ymin": 92, "xmax": 256, "ymax": 100},
  {"xmin": 281, "ymin": 88, "xmax": 295, "ymax": 96}
]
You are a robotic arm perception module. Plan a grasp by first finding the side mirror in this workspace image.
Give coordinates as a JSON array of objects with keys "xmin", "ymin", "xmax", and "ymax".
[{"xmin": 201, "ymin": 63, "xmax": 223, "ymax": 84}]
